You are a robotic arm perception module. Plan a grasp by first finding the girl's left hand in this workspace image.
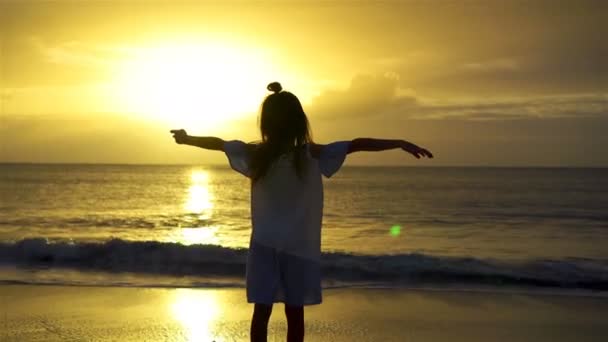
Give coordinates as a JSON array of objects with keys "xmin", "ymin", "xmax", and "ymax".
[{"xmin": 402, "ymin": 142, "xmax": 433, "ymax": 159}]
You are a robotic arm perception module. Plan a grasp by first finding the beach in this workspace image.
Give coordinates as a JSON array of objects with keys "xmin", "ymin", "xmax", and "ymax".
[{"xmin": 3, "ymin": 285, "xmax": 608, "ymax": 342}]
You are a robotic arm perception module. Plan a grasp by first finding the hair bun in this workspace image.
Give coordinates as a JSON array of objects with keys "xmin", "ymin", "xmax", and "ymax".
[{"xmin": 267, "ymin": 82, "xmax": 282, "ymax": 93}]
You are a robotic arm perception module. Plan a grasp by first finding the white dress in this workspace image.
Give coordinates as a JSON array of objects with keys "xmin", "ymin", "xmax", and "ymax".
[{"xmin": 224, "ymin": 140, "xmax": 350, "ymax": 305}]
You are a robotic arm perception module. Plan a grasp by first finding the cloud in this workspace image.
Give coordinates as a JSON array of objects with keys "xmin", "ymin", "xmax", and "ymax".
[
  {"xmin": 461, "ymin": 58, "xmax": 520, "ymax": 72},
  {"xmin": 29, "ymin": 37, "xmax": 131, "ymax": 68},
  {"xmin": 415, "ymin": 93, "xmax": 608, "ymax": 120},
  {"xmin": 407, "ymin": 47, "xmax": 608, "ymax": 95},
  {"xmin": 310, "ymin": 73, "xmax": 418, "ymax": 119},
  {"xmin": 0, "ymin": 90, "xmax": 14, "ymax": 103},
  {"xmin": 310, "ymin": 73, "xmax": 608, "ymax": 121}
]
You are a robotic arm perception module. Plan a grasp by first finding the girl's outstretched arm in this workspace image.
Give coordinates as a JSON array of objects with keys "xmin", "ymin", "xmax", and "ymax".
[
  {"xmin": 348, "ymin": 138, "xmax": 433, "ymax": 159},
  {"xmin": 170, "ymin": 129, "xmax": 225, "ymax": 151},
  {"xmin": 310, "ymin": 138, "xmax": 432, "ymax": 159}
]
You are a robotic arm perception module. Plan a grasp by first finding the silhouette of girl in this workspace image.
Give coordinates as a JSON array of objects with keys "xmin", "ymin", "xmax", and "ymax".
[{"xmin": 171, "ymin": 81, "xmax": 433, "ymax": 342}]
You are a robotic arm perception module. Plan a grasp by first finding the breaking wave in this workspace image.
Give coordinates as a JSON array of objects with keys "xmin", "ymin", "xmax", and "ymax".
[{"xmin": 0, "ymin": 238, "xmax": 607, "ymax": 290}]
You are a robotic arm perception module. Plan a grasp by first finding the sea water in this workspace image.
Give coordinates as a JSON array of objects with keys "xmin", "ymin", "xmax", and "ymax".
[{"xmin": 1, "ymin": 164, "xmax": 607, "ymax": 290}]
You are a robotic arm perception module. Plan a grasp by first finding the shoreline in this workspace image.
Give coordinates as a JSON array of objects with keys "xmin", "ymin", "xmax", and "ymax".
[
  {"xmin": 3, "ymin": 279, "xmax": 608, "ymax": 299},
  {"xmin": 3, "ymin": 285, "xmax": 608, "ymax": 341}
]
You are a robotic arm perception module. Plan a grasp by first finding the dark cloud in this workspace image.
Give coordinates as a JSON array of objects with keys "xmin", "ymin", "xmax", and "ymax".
[
  {"xmin": 310, "ymin": 74, "xmax": 608, "ymax": 121},
  {"xmin": 411, "ymin": 48, "xmax": 608, "ymax": 96},
  {"xmin": 310, "ymin": 74, "xmax": 417, "ymax": 119},
  {"xmin": 416, "ymin": 94, "xmax": 608, "ymax": 120},
  {"xmin": 461, "ymin": 58, "xmax": 520, "ymax": 73}
]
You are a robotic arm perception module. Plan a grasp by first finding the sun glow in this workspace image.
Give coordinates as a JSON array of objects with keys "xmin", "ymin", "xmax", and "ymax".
[{"xmin": 114, "ymin": 41, "xmax": 277, "ymax": 127}]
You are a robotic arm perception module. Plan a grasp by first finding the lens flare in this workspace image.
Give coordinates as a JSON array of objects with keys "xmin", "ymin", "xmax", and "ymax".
[{"xmin": 390, "ymin": 225, "xmax": 401, "ymax": 237}]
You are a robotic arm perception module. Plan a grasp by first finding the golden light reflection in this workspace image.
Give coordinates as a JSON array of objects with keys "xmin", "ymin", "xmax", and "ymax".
[
  {"xmin": 180, "ymin": 227, "xmax": 220, "ymax": 246},
  {"xmin": 171, "ymin": 289, "xmax": 221, "ymax": 341},
  {"xmin": 177, "ymin": 170, "xmax": 220, "ymax": 245},
  {"xmin": 185, "ymin": 171, "xmax": 213, "ymax": 217},
  {"xmin": 186, "ymin": 184, "xmax": 213, "ymax": 215}
]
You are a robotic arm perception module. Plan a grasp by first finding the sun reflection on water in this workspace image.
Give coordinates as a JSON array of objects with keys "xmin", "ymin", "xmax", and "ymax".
[
  {"xmin": 179, "ymin": 226, "xmax": 220, "ymax": 245},
  {"xmin": 185, "ymin": 171, "xmax": 213, "ymax": 218},
  {"xmin": 175, "ymin": 170, "xmax": 219, "ymax": 245},
  {"xmin": 170, "ymin": 289, "xmax": 221, "ymax": 341}
]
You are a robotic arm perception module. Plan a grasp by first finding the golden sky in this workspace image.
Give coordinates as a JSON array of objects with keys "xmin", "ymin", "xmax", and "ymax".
[{"xmin": 1, "ymin": 0, "xmax": 607, "ymax": 166}]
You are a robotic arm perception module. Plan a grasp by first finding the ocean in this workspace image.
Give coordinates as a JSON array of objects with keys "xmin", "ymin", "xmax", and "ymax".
[{"xmin": 1, "ymin": 164, "xmax": 607, "ymax": 291}]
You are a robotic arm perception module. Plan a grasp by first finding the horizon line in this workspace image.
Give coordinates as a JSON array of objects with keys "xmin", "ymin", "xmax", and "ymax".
[{"xmin": 1, "ymin": 162, "xmax": 607, "ymax": 169}]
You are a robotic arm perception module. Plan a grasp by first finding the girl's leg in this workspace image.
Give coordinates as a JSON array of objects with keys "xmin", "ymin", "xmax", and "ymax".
[
  {"xmin": 251, "ymin": 304, "xmax": 273, "ymax": 342},
  {"xmin": 285, "ymin": 305, "xmax": 304, "ymax": 342}
]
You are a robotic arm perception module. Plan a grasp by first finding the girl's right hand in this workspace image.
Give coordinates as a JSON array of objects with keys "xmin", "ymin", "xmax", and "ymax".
[
  {"xmin": 170, "ymin": 129, "xmax": 188, "ymax": 144},
  {"xmin": 401, "ymin": 141, "xmax": 433, "ymax": 159}
]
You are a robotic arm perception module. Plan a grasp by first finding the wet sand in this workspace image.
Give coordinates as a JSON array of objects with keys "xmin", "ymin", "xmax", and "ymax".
[{"xmin": 2, "ymin": 285, "xmax": 607, "ymax": 341}]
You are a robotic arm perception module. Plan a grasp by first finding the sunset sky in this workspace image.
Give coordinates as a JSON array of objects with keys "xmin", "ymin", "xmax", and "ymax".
[{"xmin": 1, "ymin": 0, "xmax": 606, "ymax": 166}]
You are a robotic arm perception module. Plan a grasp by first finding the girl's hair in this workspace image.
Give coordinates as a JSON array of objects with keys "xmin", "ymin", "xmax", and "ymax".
[{"xmin": 250, "ymin": 82, "xmax": 313, "ymax": 181}]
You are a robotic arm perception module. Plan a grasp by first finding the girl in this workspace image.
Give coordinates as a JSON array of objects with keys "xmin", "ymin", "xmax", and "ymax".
[{"xmin": 171, "ymin": 82, "xmax": 433, "ymax": 342}]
